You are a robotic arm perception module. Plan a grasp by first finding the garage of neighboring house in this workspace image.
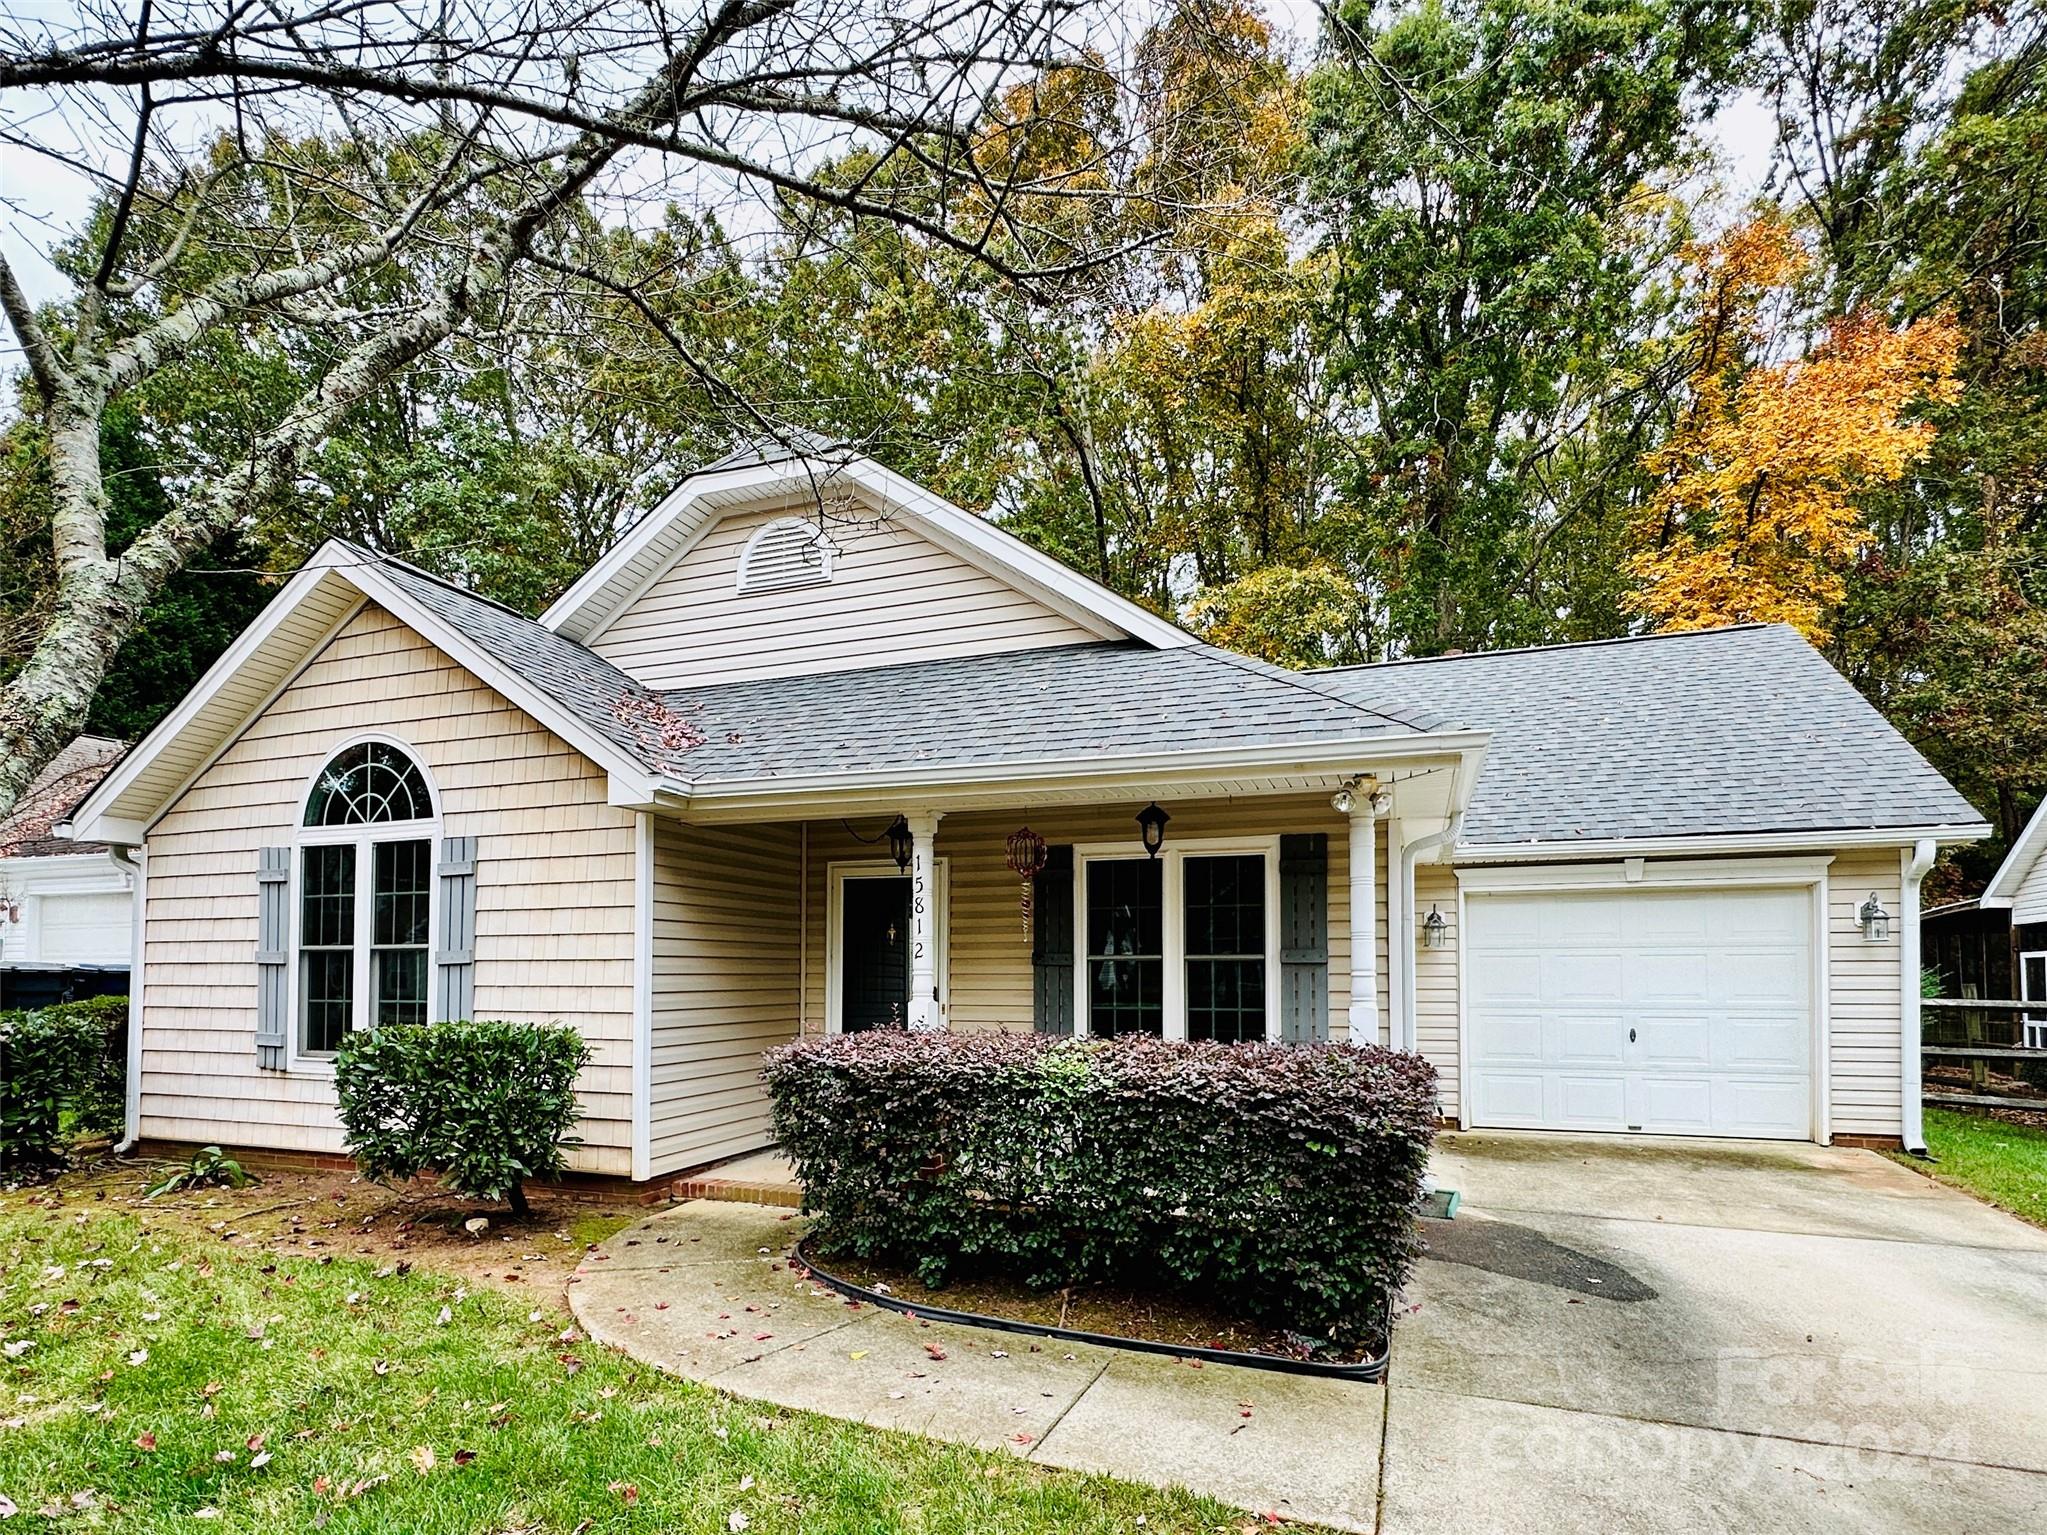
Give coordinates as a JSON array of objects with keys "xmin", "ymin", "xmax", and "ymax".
[{"xmin": 1458, "ymin": 861, "xmax": 1827, "ymax": 1142}]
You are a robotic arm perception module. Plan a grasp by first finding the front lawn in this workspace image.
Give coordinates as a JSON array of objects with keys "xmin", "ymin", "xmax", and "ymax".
[
  {"xmin": 0, "ymin": 1173, "xmax": 1234, "ymax": 1532},
  {"xmin": 1891, "ymin": 1108, "xmax": 2047, "ymax": 1227}
]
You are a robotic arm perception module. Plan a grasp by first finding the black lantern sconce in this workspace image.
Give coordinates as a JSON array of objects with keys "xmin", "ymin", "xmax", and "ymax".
[
  {"xmin": 1420, "ymin": 904, "xmax": 1449, "ymax": 950},
  {"xmin": 1136, "ymin": 801, "xmax": 1170, "ymax": 858},
  {"xmin": 887, "ymin": 815, "xmax": 914, "ymax": 872}
]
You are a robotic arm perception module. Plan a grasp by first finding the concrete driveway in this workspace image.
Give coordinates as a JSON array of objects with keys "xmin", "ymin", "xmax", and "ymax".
[{"xmin": 1393, "ymin": 1134, "xmax": 2047, "ymax": 1534}]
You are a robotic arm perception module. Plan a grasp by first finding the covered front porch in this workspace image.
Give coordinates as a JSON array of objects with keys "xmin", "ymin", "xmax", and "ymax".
[{"xmin": 637, "ymin": 756, "xmax": 1475, "ymax": 1181}]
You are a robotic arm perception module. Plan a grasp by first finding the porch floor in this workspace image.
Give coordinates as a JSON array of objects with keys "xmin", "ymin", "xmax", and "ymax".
[{"xmin": 674, "ymin": 1150, "xmax": 802, "ymax": 1208}]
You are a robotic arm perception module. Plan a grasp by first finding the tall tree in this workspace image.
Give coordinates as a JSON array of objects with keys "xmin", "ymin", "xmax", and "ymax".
[
  {"xmin": 0, "ymin": 0, "xmax": 1137, "ymax": 817},
  {"xmin": 1627, "ymin": 217, "xmax": 1962, "ymax": 639},
  {"xmin": 1305, "ymin": 0, "xmax": 1756, "ymax": 655}
]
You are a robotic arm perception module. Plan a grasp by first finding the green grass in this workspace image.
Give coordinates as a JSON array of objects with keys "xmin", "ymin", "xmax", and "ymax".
[
  {"xmin": 1892, "ymin": 1108, "xmax": 2047, "ymax": 1226},
  {"xmin": 0, "ymin": 1193, "xmax": 1234, "ymax": 1533}
]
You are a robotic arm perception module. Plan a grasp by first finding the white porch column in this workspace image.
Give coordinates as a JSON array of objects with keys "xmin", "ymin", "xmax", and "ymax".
[
  {"xmin": 905, "ymin": 810, "xmax": 943, "ymax": 1030},
  {"xmin": 1348, "ymin": 787, "xmax": 1385, "ymax": 1043}
]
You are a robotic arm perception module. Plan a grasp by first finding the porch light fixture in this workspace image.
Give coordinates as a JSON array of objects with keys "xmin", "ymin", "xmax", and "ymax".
[
  {"xmin": 1330, "ymin": 783, "xmax": 1355, "ymax": 816},
  {"xmin": 1858, "ymin": 891, "xmax": 1892, "ymax": 942},
  {"xmin": 1420, "ymin": 904, "xmax": 1449, "ymax": 950},
  {"xmin": 1136, "ymin": 801, "xmax": 1170, "ymax": 858},
  {"xmin": 887, "ymin": 815, "xmax": 914, "ymax": 872}
]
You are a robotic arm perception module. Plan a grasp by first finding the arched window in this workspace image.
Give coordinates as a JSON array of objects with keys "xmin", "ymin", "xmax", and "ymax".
[
  {"xmin": 303, "ymin": 740, "xmax": 435, "ymax": 826},
  {"xmin": 296, "ymin": 740, "xmax": 437, "ymax": 1057},
  {"xmin": 737, "ymin": 516, "xmax": 837, "ymax": 594}
]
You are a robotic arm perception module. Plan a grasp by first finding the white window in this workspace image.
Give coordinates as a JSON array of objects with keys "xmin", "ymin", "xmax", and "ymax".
[
  {"xmin": 737, "ymin": 516, "xmax": 838, "ymax": 594},
  {"xmin": 1075, "ymin": 840, "xmax": 1281, "ymax": 1041},
  {"xmin": 295, "ymin": 739, "xmax": 438, "ymax": 1058}
]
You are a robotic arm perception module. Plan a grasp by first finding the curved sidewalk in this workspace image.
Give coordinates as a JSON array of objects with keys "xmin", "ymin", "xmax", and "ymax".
[{"xmin": 568, "ymin": 1199, "xmax": 1387, "ymax": 1530}]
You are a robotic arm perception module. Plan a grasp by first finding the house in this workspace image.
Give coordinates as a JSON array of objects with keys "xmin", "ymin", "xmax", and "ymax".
[
  {"xmin": 63, "ymin": 445, "xmax": 1988, "ymax": 1182},
  {"xmin": 1969, "ymin": 802, "xmax": 2047, "ymax": 1043},
  {"xmin": 1, "ymin": 735, "xmax": 134, "ymax": 1010}
]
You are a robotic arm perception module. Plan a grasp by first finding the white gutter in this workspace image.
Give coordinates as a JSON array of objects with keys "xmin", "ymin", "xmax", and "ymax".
[
  {"xmin": 105, "ymin": 841, "xmax": 144, "ymax": 1155},
  {"xmin": 1397, "ymin": 813, "xmax": 1464, "ymax": 1052},
  {"xmin": 1901, "ymin": 837, "xmax": 1936, "ymax": 1155}
]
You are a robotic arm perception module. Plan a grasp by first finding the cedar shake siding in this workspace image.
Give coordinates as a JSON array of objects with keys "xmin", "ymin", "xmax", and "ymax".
[
  {"xmin": 139, "ymin": 605, "xmax": 638, "ymax": 1175},
  {"xmin": 586, "ymin": 502, "xmax": 1101, "ymax": 689}
]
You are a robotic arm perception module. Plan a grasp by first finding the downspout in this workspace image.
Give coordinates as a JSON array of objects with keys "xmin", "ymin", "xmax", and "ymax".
[
  {"xmin": 1900, "ymin": 838, "xmax": 1936, "ymax": 1156},
  {"xmin": 1397, "ymin": 812, "xmax": 1464, "ymax": 1053},
  {"xmin": 105, "ymin": 841, "xmax": 145, "ymax": 1155}
]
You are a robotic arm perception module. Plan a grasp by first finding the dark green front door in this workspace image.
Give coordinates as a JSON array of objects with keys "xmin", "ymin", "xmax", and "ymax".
[{"xmin": 841, "ymin": 875, "xmax": 911, "ymax": 1031}]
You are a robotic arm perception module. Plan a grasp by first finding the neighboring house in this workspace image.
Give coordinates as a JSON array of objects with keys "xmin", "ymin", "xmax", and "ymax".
[
  {"xmin": 1976, "ymin": 803, "xmax": 2047, "ymax": 1047},
  {"xmin": 65, "ymin": 445, "xmax": 1988, "ymax": 1182},
  {"xmin": 1, "ymin": 735, "xmax": 134, "ymax": 1010}
]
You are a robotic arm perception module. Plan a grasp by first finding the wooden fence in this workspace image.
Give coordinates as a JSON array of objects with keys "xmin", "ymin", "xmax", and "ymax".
[{"xmin": 1922, "ymin": 997, "xmax": 2047, "ymax": 1111}]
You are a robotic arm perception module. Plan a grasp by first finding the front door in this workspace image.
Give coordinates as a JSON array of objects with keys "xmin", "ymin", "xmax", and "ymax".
[{"xmin": 841, "ymin": 875, "xmax": 911, "ymax": 1032}]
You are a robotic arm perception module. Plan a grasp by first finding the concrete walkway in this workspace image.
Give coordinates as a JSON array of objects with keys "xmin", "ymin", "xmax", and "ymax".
[
  {"xmin": 571, "ymin": 1136, "xmax": 2047, "ymax": 1533},
  {"xmin": 567, "ymin": 1199, "xmax": 1386, "ymax": 1528}
]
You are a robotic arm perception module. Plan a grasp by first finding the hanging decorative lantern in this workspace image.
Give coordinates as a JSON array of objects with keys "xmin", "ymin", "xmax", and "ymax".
[
  {"xmin": 1420, "ymin": 904, "xmax": 1449, "ymax": 950},
  {"xmin": 1136, "ymin": 802, "xmax": 1170, "ymax": 858},
  {"xmin": 887, "ymin": 815, "xmax": 913, "ymax": 872},
  {"xmin": 1004, "ymin": 826, "xmax": 1049, "ymax": 938}
]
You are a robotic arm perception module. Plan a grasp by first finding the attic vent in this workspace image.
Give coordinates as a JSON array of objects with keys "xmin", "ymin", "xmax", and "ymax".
[{"xmin": 737, "ymin": 516, "xmax": 838, "ymax": 594}]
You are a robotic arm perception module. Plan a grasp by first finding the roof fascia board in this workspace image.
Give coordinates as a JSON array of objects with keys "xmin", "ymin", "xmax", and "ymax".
[
  {"xmin": 68, "ymin": 554, "xmax": 363, "ymax": 842},
  {"xmin": 1981, "ymin": 803, "xmax": 2047, "ymax": 907},
  {"xmin": 72, "ymin": 546, "xmax": 668, "ymax": 840},
  {"xmin": 663, "ymin": 735, "xmax": 1488, "ymax": 822},
  {"xmin": 1456, "ymin": 824, "xmax": 1992, "ymax": 864},
  {"xmin": 541, "ymin": 454, "xmax": 1195, "ymax": 650}
]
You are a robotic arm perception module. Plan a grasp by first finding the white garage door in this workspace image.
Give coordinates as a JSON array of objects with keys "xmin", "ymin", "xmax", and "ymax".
[{"xmin": 1465, "ymin": 885, "xmax": 1813, "ymax": 1140}]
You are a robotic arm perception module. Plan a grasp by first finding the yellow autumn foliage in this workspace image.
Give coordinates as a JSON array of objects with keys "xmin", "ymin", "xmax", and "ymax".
[{"xmin": 1627, "ymin": 218, "xmax": 1963, "ymax": 642}]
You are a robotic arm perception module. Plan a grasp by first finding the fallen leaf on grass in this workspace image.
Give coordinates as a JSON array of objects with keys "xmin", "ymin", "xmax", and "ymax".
[
  {"xmin": 608, "ymin": 1482, "xmax": 639, "ymax": 1505},
  {"xmin": 134, "ymin": 1432, "xmax": 157, "ymax": 1451},
  {"xmin": 408, "ymin": 1445, "xmax": 437, "ymax": 1474},
  {"xmin": 727, "ymin": 1512, "xmax": 750, "ymax": 1532}
]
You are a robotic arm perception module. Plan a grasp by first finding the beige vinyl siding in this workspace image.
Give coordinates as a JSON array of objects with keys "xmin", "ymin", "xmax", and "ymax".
[
  {"xmin": 1413, "ymin": 860, "xmax": 1461, "ymax": 1118},
  {"xmin": 647, "ymin": 818, "xmax": 801, "ymax": 1174},
  {"xmin": 1828, "ymin": 849, "xmax": 1906, "ymax": 1138},
  {"xmin": 589, "ymin": 502, "xmax": 1102, "ymax": 688},
  {"xmin": 798, "ymin": 796, "xmax": 1382, "ymax": 1043},
  {"xmin": 140, "ymin": 605, "xmax": 639, "ymax": 1174}
]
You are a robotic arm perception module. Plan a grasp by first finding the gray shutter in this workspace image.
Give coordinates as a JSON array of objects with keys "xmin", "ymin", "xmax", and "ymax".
[
  {"xmin": 435, "ymin": 835, "xmax": 477, "ymax": 1022},
  {"xmin": 1032, "ymin": 845, "xmax": 1074, "ymax": 1035},
  {"xmin": 1279, "ymin": 833, "xmax": 1329, "ymax": 1044},
  {"xmin": 255, "ymin": 847, "xmax": 290, "ymax": 1070}
]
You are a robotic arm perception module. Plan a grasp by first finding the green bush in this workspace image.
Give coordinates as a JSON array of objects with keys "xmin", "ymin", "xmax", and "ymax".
[
  {"xmin": 334, "ymin": 1020, "xmax": 590, "ymax": 1215},
  {"xmin": 764, "ymin": 1032, "xmax": 1438, "ymax": 1350},
  {"xmin": 0, "ymin": 995, "xmax": 129, "ymax": 1174}
]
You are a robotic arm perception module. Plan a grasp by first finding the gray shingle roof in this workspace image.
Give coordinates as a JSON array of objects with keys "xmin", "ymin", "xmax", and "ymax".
[
  {"xmin": 367, "ymin": 552, "xmax": 1432, "ymax": 783},
  {"xmin": 1315, "ymin": 625, "xmax": 1985, "ymax": 845},
  {"xmin": 367, "ymin": 553, "xmax": 1981, "ymax": 842},
  {"xmin": 655, "ymin": 642, "xmax": 1439, "ymax": 783}
]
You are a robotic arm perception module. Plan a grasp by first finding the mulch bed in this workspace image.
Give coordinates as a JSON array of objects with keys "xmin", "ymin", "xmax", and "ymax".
[{"xmin": 806, "ymin": 1241, "xmax": 1384, "ymax": 1367}]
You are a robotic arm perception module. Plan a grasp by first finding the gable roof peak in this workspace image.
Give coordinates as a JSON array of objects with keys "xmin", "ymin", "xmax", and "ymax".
[{"xmin": 539, "ymin": 449, "xmax": 1195, "ymax": 652}]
